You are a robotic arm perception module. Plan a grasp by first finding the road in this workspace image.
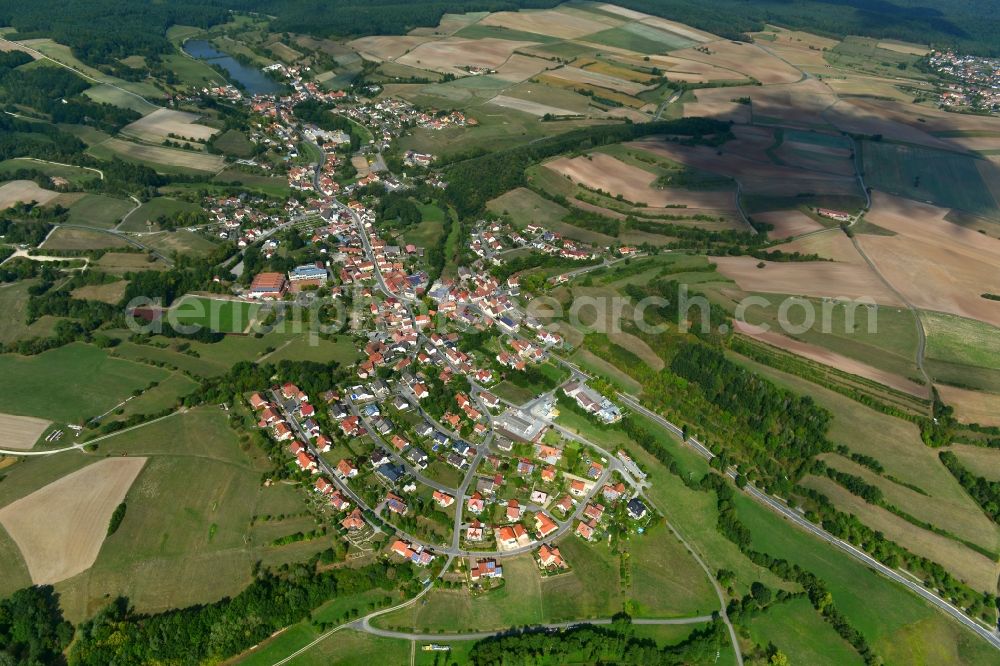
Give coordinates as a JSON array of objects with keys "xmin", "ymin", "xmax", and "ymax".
[
  {"xmin": 355, "ymin": 613, "xmax": 716, "ymax": 641},
  {"xmin": 616, "ymin": 394, "xmax": 1000, "ymax": 650}
]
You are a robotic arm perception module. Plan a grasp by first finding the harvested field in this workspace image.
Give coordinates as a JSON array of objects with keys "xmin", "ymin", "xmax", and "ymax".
[
  {"xmin": 544, "ymin": 65, "xmax": 648, "ymax": 95},
  {"xmin": 776, "ymin": 232, "xmax": 864, "ymax": 264},
  {"xmin": 638, "ymin": 16, "xmax": 715, "ymax": 44},
  {"xmin": 544, "ymin": 153, "xmax": 737, "ymax": 211},
  {"xmin": 43, "ymin": 227, "xmax": 129, "ymax": 251},
  {"xmin": 396, "ymin": 37, "xmax": 539, "ymax": 77},
  {"xmin": 753, "ymin": 210, "xmax": 824, "ymax": 239},
  {"xmin": 488, "ymin": 94, "xmax": 578, "ymax": 118},
  {"xmin": 735, "ymin": 327, "xmax": 925, "ymax": 397},
  {"xmin": 95, "ymin": 252, "xmax": 168, "ymax": 274},
  {"xmin": 71, "ymin": 280, "xmax": 128, "ymax": 304},
  {"xmin": 96, "ymin": 138, "xmax": 225, "ymax": 173},
  {"xmin": 494, "ymin": 54, "xmax": 552, "ymax": 82},
  {"xmin": 695, "ymin": 79, "xmax": 837, "ymax": 128},
  {"xmin": 478, "ymin": 9, "xmax": 611, "ymax": 39},
  {"xmin": 348, "ymin": 35, "xmax": 432, "ymax": 61},
  {"xmin": 858, "ymin": 193, "xmax": 1000, "ymax": 327},
  {"xmin": 641, "ymin": 54, "xmax": 741, "ymax": 82},
  {"xmin": 0, "ymin": 457, "xmax": 147, "ymax": 584},
  {"xmin": 877, "ymin": 40, "xmax": 929, "ymax": 56},
  {"xmin": 0, "ymin": 180, "xmax": 59, "ymax": 209},
  {"xmin": 753, "ymin": 27, "xmax": 839, "ymax": 69},
  {"xmin": 711, "ymin": 256, "xmax": 903, "ymax": 306},
  {"xmin": 627, "ymin": 137, "xmax": 860, "ymax": 198},
  {"xmin": 825, "ymin": 99, "xmax": 954, "ymax": 150},
  {"xmin": 799, "ymin": 474, "xmax": 999, "ymax": 593},
  {"xmin": 121, "ymin": 108, "xmax": 217, "ymax": 144},
  {"xmin": 673, "ymin": 40, "xmax": 801, "ymax": 85},
  {"xmin": 936, "ymin": 385, "xmax": 1000, "ymax": 427},
  {"xmin": 0, "ymin": 413, "xmax": 51, "ymax": 450},
  {"xmin": 682, "ymin": 100, "xmax": 751, "ymax": 124}
]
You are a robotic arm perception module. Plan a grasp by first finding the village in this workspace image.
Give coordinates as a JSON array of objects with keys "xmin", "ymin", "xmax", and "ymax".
[
  {"xmin": 145, "ymin": 57, "xmax": 664, "ymax": 591},
  {"xmin": 927, "ymin": 50, "xmax": 1000, "ymax": 113}
]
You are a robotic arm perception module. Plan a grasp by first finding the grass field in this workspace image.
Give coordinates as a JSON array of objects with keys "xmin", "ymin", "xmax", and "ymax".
[
  {"xmin": 70, "ymin": 280, "xmax": 128, "ymax": 304},
  {"xmin": 33, "ymin": 407, "xmax": 326, "ymax": 622},
  {"xmin": 0, "ymin": 281, "xmax": 64, "ymax": 345},
  {"xmin": 0, "ymin": 343, "xmax": 168, "ymax": 423},
  {"xmin": 586, "ymin": 24, "xmax": 693, "ymax": 54},
  {"xmin": 736, "ymin": 490, "xmax": 996, "ymax": 664},
  {"xmin": 860, "ymin": 141, "xmax": 999, "ymax": 217},
  {"xmin": 43, "ymin": 226, "xmax": 130, "ymax": 251},
  {"xmin": 736, "ymin": 356, "xmax": 999, "ymax": 557},
  {"xmin": 487, "ymin": 187, "xmax": 568, "ymax": 228},
  {"xmin": 94, "ymin": 251, "xmax": 169, "ymax": 274},
  {"xmin": 119, "ymin": 197, "xmax": 202, "ymax": 232},
  {"xmin": 748, "ymin": 597, "xmax": 865, "ymax": 665},
  {"xmin": 168, "ymin": 296, "xmax": 258, "ymax": 333},
  {"xmin": 924, "ymin": 310, "xmax": 1000, "ymax": 392},
  {"xmin": 0, "ymin": 158, "xmax": 96, "ymax": 186},
  {"xmin": 65, "ymin": 193, "xmax": 135, "ymax": 229},
  {"xmin": 89, "ymin": 138, "xmax": 224, "ymax": 175},
  {"xmin": 259, "ymin": 334, "xmax": 362, "ymax": 366},
  {"xmin": 211, "ymin": 129, "xmax": 255, "ymax": 157},
  {"xmin": 373, "ymin": 555, "xmax": 546, "ymax": 632},
  {"xmin": 143, "ymin": 229, "xmax": 218, "ymax": 258}
]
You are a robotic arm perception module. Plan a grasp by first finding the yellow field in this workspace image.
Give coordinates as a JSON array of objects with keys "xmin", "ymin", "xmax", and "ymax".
[
  {"xmin": 0, "ymin": 413, "xmax": 51, "ymax": 450},
  {"xmin": 0, "ymin": 457, "xmax": 147, "ymax": 584}
]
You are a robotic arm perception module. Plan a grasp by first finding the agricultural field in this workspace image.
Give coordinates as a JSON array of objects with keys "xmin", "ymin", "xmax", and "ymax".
[
  {"xmin": 0, "ymin": 457, "xmax": 147, "ymax": 584},
  {"xmin": 858, "ymin": 193, "xmax": 1000, "ymax": 328},
  {"xmin": 0, "ymin": 280, "xmax": 66, "ymax": 345},
  {"xmin": 120, "ymin": 108, "xmax": 219, "ymax": 144},
  {"xmin": 89, "ymin": 138, "xmax": 225, "ymax": 174},
  {"xmin": 70, "ymin": 280, "xmax": 128, "ymax": 304},
  {"xmin": 860, "ymin": 141, "xmax": 1000, "ymax": 218},
  {"xmin": 65, "ymin": 193, "xmax": 135, "ymax": 229},
  {"xmin": 0, "ymin": 180, "xmax": 59, "ymax": 209},
  {"xmin": 0, "ymin": 413, "xmax": 50, "ymax": 450},
  {"xmin": 0, "ymin": 159, "xmax": 96, "ymax": 186},
  {"xmin": 0, "ymin": 343, "xmax": 168, "ymax": 423},
  {"xmin": 42, "ymin": 226, "xmax": 130, "ymax": 251},
  {"xmin": 211, "ymin": 129, "xmax": 255, "ymax": 157},
  {"xmin": 119, "ymin": 196, "xmax": 203, "ymax": 232}
]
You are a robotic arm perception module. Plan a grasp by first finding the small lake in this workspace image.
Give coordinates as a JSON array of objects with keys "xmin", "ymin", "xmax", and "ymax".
[{"xmin": 182, "ymin": 40, "xmax": 284, "ymax": 96}]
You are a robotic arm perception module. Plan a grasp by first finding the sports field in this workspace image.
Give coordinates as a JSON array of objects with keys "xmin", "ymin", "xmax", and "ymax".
[{"xmin": 168, "ymin": 296, "xmax": 258, "ymax": 333}]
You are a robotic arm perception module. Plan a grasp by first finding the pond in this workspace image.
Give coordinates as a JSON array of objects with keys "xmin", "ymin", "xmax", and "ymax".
[{"xmin": 182, "ymin": 39, "xmax": 284, "ymax": 96}]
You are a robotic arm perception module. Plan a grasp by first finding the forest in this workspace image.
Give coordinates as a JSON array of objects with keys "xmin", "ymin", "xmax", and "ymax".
[{"xmin": 1, "ymin": 0, "xmax": 996, "ymax": 68}]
